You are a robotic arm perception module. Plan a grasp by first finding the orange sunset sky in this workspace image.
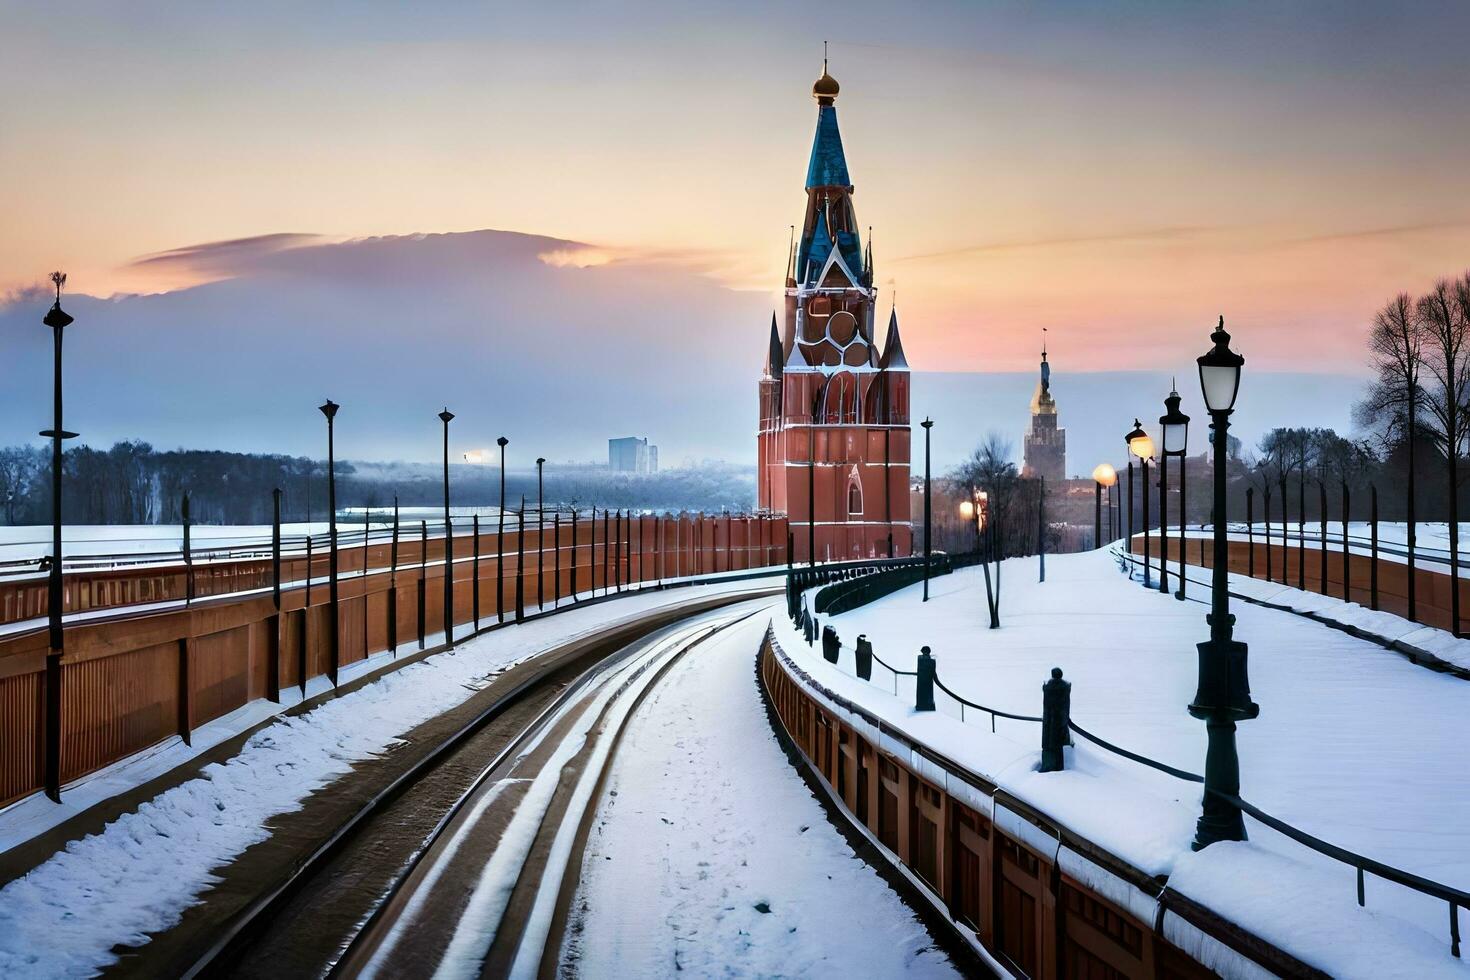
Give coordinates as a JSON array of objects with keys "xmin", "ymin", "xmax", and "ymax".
[{"xmin": 5, "ymin": 1, "xmax": 1470, "ymax": 376}]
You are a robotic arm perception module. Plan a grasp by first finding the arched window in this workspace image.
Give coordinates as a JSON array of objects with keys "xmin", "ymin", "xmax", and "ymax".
[
  {"xmin": 847, "ymin": 479, "xmax": 864, "ymax": 516},
  {"xmin": 822, "ymin": 371, "xmax": 857, "ymax": 424}
]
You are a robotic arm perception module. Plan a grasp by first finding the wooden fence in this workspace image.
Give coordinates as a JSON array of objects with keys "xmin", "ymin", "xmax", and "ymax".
[
  {"xmin": 0, "ymin": 513, "xmax": 788, "ymax": 808},
  {"xmin": 1130, "ymin": 531, "xmax": 1470, "ymax": 634},
  {"xmin": 761, "ymin": 631, "xmax": 1323, "ymax": 979}
]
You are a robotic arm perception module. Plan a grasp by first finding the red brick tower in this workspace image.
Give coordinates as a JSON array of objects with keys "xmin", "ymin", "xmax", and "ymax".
[{"xmin": 758, "ymin": 60, "xmax": 913, "ymax": 563}]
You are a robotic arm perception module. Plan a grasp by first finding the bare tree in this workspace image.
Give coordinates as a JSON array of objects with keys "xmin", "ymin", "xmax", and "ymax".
[
  {"xmin": 1417, "ymin": 276, "xmax": 1470, "ymax": 633},
  {"xmin": 1355, "ymin": 292, "xmax": 1423, "ymax": 618},
  {"xmin": 0, "ymin": 447, "xmax": 42, "ymax": 525},
  {"xmin": 955, "ymin": 432, "xmax": 1017, "ymax": 628}
]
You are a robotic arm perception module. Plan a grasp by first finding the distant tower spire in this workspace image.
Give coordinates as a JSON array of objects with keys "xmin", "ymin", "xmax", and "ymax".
[{"xmin": 1040, "ymin": 329, "xmax": 1051, "ymax": 393}]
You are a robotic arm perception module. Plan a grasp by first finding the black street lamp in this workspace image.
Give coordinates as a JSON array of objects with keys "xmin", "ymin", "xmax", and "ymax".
[
  {"xmin": 41, "ymin": 272, "xmax": 76, "ymax": 802},
  {"xmin": 319, "ymin": 398, "xmax": 340, "ymax": 684},
  {"xmin": 922, "ymin": 417, "xmax": 934, "ymax": 601},
  {"xmin": 536, "ymin": 457, "xmax": 546, "ymax": 611},
  {"xmin": 1160, "ymin": 385, "xmax": 1191, "ymax": 599},
  {"xmin": 438, "ymin": 409, "xmax": 454, "ymax": 646},
  {"xmin": 1091, "ymin": 464, "xmax": 1117, "ymax": 549},
  {"xmin": 1190, "ymin": 315, "xmax": 1259, "ymax": 850},
  {"xmin": 1126, "ymin": 420, "xmax": 1155, "ymax": 586},
  {"xmin": 496, "ymin": 436, "xmax": 508, "ymax": 623}
]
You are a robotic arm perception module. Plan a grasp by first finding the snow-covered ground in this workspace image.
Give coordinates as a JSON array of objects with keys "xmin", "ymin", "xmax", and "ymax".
[
  {"xmin": 564, "ymin": 614, "xmax": 959, "ymax": 978},
  {"xmin": 783, "ymin": 551, "xmax": 1470, "ymax": 978},
  {"xmin": 0, "ymin": 578, "xmax": 778, "ymax": 979}
]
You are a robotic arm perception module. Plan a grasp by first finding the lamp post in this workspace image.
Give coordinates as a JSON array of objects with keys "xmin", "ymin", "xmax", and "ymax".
[
  {"xmin": 1126, "ymin": 420, "xmax": 1154, "ymax": 586},
  {"xmin": 536, "ymin": 457, "xmax": 546, "ymax": 611},
  {"xmin": 922, "ymin": 417, "xmax": 934, "ymax": 601},
  {"xmin": 438, "ymin": 409, "xmax": 454, "ymax": 646},
  {"xmin": 496, "ymin": 436, "xmax": 508, "ymax": 623},
  {"xmin": 1091, "ymin": 464, "xmax": 1117, "ymax": 549},
  {"xmin": 41, "ymin": 272, "xmax": 76, "ymax": 801},
  {"xmin": 1190, "ymin": 315, "xmax": 1259, "ymax": 850},
  {"xmin": 1160, "ymin": 385, "xmax": 1191, "ymax": 599},
  {"xmin": 319, "ymin": 398, "xmax": 340, "ymax": 684}
]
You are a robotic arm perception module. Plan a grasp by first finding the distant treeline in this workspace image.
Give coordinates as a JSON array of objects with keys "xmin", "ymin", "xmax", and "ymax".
[{"xmin": 0, "ymin": 442, "xmax": 756, "ymax": 526}]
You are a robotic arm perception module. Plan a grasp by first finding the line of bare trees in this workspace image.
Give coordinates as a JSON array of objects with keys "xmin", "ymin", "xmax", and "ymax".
[
  {"xmin": 0, "ymin": 441, "xmax": 759, "ymax": 528},
  {"xmin": 1354, "ymin": 272, "xmax": 1470, "ymax": 630}
]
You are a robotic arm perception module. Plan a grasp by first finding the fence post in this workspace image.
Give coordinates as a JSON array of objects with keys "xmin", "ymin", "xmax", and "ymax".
[
  {"xmin": 915, "ymin": 646, "xmax": 936, "ymax": 711},
  {"xmin": 1264, "ymin": 488, "xmax": 1273, "ymax": 583},
  {"xmin": 822, "ymin": 624, "xmax": 840, "ymax": 664},
  {"xmin": 571, "ymin": 509, "xmax": 580, "ymax": 601},
  {"xmin": 472, "ymin": 514, "xmax": 481, "ymax": 631},
  {"xmin": 269, "ymin": 488, "xmax": 282, "ymax": 702},
  {"xmin": 554, "ymin": 512, "xmax": 562, "ymax": 608},
  {"xmin": 177, "ymin": 637, "xmax": 192, "ymax": 746},
  {"xmin": 855, "ymin": 634, "xmax": 873, "ymax": 681},
  {"xmin": 388, "ymin": 499, "xmax": 399, "ymax": 655},
  {"xmin": 1342, "ymin": 481, "xmax": 1351, "ymax": 603},
  {"xmin": 302, "ymin": 533, "xmax": 314, "ymax": 694},
  {"xmin": 1370, "ymin": 484, "xmax": 1380, "ymax": 611},
  {"xmin": 515, "ymin": 499, "xmax": 526, "ymax": 622},
  {"xmin": 418, "ymin": 521, "xmax": 427, "ymax": 649},
  {"xmin": 1319, "ymin": 480, "xmax": 1328, "ymax": 593},
  {"xmin": 182, "ymin": 492, "xmax": 194, "ymax": 606},
  {"xmin": 1040, "ymin": 667, "xmax": 1071, "ymax": 772}
]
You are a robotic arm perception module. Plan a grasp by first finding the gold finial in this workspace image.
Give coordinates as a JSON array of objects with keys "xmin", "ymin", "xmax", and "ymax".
[{"xmin": 813, "ymin": 42, "xmax": 839, "ymax": 105}]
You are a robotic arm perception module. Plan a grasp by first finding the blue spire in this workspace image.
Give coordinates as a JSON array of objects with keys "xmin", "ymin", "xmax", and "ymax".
[{"xmin": 805, "ymin": 106, "xmax": 850, "ymax": 189}]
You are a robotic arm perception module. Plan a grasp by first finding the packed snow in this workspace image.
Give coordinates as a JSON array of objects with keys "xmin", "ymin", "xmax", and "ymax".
[
  {"xmin": 0, "ymin": 578, "xmax": 777, "ymax": 979},
  {"xmin": 781, "ymin": 550, "xmax": 1470, "ymax": 978},
  {"xmin": 564, "ymin": 613, "xmax": 959, "ymax": 978}
]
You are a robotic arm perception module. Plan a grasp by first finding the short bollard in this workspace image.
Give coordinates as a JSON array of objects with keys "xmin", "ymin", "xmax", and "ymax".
[
  {"xmin": 915, "ymin": 646, "xmax": 936, "ymax": 712},
  {"xmin": 1040, "ymin": 667, "xmax": 1072, "ymax": 773},
  {"xmin": 822, "ymin": 625, "xmax": 840, "ymax": 664},
  {"xmin": 854, "ymin": 634, "xmax": 873, "ymax": 681}
]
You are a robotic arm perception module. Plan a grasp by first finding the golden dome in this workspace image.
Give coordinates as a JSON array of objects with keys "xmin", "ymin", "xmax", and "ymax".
[{"xmin": 812, "ymin": 64, "xmax": 839, "ymax": 105}]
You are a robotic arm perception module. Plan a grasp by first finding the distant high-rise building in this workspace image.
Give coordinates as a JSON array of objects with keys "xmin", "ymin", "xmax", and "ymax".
[
  {"xmin": 1022, "ymin": 341, "xmax": 1066, "ymax": 482},
  {"xmin": 609, "ymin": 436, "xmax": 658, "ymax": 474}
]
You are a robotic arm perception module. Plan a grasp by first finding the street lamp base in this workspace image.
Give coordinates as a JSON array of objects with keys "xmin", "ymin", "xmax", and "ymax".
[{"xmin": 1192, "ymin": 807, "xmax": 1248, "ymax": 850}]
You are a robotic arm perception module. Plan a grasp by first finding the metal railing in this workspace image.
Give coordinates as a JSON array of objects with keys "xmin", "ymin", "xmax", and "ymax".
[{"xmin": 787, "ymin": 554, "xmax": 1467, "ymax": 959}]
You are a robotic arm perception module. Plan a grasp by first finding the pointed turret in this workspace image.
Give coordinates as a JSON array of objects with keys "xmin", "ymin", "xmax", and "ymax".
[
  {"xmin": 765, "ymin": 313, "xmax": 784, "ymax": 379},
  {"xmin": 807, "ymin": 56, "xmax": 849, "ymax": 188},
  {"xmin": 879, "ymin": 307, "xmax": 909, "ymax": 370}
]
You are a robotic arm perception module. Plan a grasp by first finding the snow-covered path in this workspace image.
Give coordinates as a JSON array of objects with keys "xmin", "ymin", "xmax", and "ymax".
[{"xmin": 563, "ymin": 612, "xmax": 960, "ymax": 979}]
